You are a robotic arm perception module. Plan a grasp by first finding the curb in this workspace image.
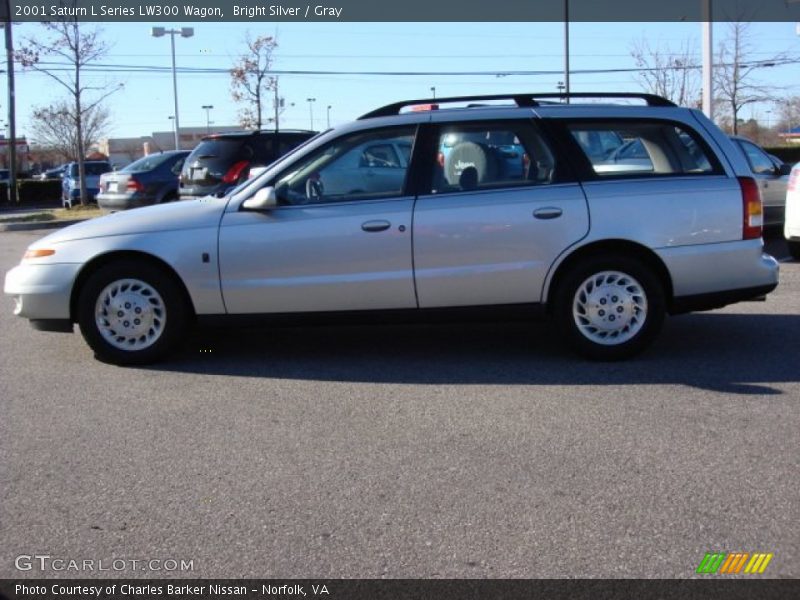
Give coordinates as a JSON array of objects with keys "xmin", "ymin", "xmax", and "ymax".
[{"xmin": 0, "ymin": 219, "xmax": 83, "ymax": 232}]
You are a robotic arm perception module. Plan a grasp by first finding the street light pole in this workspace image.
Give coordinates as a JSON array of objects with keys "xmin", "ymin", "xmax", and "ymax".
[
  {"xmin": 326, "ymin": 105, "xmax": 331, "ymax": 128},
  {"xmin": 202, "ymin": 104, "xmax": 213, "ymax": 134},
  {"xmin": 307, "ymin": 97, "xmax": 316, "ymax": 130},
  {"xmin": 151, "ymin": 27, "xmax": 194, "ymax": 150}
]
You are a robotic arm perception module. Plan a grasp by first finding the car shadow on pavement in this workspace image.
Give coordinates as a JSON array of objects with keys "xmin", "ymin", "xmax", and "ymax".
[{"xmin": 151, "ymin": 312, "xmax": 800, "ymax": 395}]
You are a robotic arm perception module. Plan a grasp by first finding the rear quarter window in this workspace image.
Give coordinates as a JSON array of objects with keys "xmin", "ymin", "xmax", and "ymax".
[{"xmin": 567, "ymin": 120, "xmax": 722, "ymax": 179}]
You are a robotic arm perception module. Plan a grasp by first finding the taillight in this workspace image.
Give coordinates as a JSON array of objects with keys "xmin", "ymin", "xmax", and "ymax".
[
  {"xmin": 437, "ymin": 152, "xmax": 445, "ymax": 168},
  {"xmin": 126, "ymin": 178, "xmax": 144, "ymax": 193},
  {"xmin": 788, "ymin": 168, "xmax": 800, "ymax": 192},
  {"xmin": 222, "ymin": 160, "xmax": 250, "ymax": 184},
  {"xmin": 738, "ymin": 176, "xmax": 762, "ymax": 240}
]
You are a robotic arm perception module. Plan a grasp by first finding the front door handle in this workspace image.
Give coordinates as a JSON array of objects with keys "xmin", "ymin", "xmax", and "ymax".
[
  {"xmin": 533, "ymin": 207, "xmax": 563, "ymax": 220},
  {"xmin": 362, "ymin": 220, "xmax": 391, "ymax": 232}
]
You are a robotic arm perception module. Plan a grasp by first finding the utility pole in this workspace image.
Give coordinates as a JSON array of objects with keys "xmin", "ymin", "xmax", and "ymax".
[{"xmin": 3, "ymin": 8, "xmax": 17, "ymax": 203}]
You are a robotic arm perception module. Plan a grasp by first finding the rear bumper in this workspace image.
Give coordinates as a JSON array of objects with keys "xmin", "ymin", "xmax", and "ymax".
[
  {"xmin": 180, "ymin": 184, "xmax": 226, "ymax": 200},
  {"xmin": 671, "ymin": 283, "xmax": 778, "ymax": 314},
  {"xmin": 97, "ymin": 192, "xmax": 153, "ymax": 210}
]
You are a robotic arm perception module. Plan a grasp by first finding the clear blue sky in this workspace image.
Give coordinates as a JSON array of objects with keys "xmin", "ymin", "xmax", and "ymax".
[{"xmin": 5, "ymin": 21, "xmax": 800, "ymax": 141}]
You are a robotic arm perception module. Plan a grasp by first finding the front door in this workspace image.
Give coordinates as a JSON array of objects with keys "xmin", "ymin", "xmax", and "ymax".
[{"xmin": 219, "ymin": 126, "xmax": 419, "ymax": 314}]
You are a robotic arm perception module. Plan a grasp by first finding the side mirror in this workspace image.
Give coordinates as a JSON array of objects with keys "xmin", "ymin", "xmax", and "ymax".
[
  {"xmin": 242, "ymin": 186, "xmax": 277, "ymax": 211},
  {"xmin": 779, "ymin": 163, "xmax": 793, "ymax": 176}
]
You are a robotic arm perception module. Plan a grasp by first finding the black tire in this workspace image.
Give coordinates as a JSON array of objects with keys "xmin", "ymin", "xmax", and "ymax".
[
  {"xmin": 788, "ymin": 241, "xmax": 800, "ymax": 261},
  {"xmin": 444, "ymin": 142, "xmax": 497, "ymax": 185},
  {"xmin": 159, "ymin": 192, "xmax": 178, "ymax": 204},
  {"xmin": 77, "ymin": 260, "xmax": 189, "ymax": 365},
  {"xmin": 553, "ymin": 255, "xmax": 665, "ymax": 360}
]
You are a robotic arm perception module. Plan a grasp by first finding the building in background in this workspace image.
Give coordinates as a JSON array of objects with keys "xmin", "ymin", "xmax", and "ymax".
[
  {"xmin": 0, "ymin": 136, "xmax": 30, "ymax": 174},
  {"xmin": 99, "ymin": 125, "xmax": 243, "ymax": 167}
]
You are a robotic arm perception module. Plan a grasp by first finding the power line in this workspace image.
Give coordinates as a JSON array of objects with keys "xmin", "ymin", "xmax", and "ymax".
[{"xmin": 17, "ymin": 57, "xmax": 800, "ymax": 78}]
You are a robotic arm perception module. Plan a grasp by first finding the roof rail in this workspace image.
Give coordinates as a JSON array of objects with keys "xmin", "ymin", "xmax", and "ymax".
[{"xmin": 358, "ymin": 92, "xmax": 676, "ymax": 120}]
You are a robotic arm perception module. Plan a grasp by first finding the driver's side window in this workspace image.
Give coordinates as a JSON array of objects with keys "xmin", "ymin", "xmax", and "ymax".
[{"xmin": 272, "ymin": 126, "xmax": 416, "ymax": 205}]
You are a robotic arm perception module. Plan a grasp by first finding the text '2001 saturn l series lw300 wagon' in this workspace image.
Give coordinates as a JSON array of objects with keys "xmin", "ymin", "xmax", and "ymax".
[{"xmin": 4, "ymin": 92, "xmax": 779, "ymax": 365}]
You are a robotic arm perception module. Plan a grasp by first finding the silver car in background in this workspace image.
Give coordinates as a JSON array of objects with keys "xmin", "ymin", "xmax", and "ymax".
[
  {"xmin": 4, "ymin": 92, "xmax": 779, "ymax": 365},
  {"xmin": 730, "ymin": 135, "xmax": 792, "ymax": 227}
]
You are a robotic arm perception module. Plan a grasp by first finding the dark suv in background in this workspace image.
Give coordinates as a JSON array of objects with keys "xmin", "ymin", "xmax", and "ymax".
[{"xmin": 179, "ymin": 130, "xmax": 316, "ymax": 199}]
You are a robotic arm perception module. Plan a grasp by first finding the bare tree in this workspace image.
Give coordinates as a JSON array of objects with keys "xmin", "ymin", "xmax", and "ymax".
[
  {"xmin": 631, "ymin": 38, "xmax": 700, "ymax": 107},
  {"xmin": 30, "ymin": 101, "xmax": 110, "ymax": 163},
  {"xmin": 714, "ymin": 22, "xmax": 782, "ymax": 135},
  {"xmin": 16, "ymin": 7, "xmax": 119, "ymax": 205},
  {"xmin": 230, "ymin": 33, "xmax": 278, "ymax": 130}
]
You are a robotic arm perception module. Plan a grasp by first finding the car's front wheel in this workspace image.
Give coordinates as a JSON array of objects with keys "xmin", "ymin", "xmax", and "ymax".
[
  {"xmin": 553, "ymin": 255, "xmax": 665, "ymax": 360},
  {"xmin": 77, "ymin": 261, "xmax": 189, "ymax": 365}
]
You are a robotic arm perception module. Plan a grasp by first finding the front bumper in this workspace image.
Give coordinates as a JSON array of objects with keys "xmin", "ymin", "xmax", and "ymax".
[{"xmin": 4, "ymin": 262, "xmax": 83, "ymax": 322}]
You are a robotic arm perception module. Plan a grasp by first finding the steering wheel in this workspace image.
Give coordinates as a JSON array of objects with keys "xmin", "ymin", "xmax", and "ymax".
[{"xmin": 305, "ymin": 176, "xmax": 324, "ymax": 200}]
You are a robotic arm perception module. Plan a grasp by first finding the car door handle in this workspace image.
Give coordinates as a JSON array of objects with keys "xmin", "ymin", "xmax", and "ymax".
[
  {"xmin": 361, "ymin": 220, "xmax": 391, "ymax": 232},
  {"xmin": 533, "ymin": 207, "xmax": 563, "ymax": 220}
]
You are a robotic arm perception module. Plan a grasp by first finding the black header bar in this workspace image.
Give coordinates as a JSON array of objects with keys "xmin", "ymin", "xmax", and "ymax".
[
  {"xmin": 3, "ymin": 0, "xmax": 800, "ymax": 23},
  {"xmin": 2, "ymin": 579, "xmax": 800, "ymax": 600}
]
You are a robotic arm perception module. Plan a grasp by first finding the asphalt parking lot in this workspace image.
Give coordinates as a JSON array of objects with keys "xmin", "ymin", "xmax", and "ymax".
[{"xmin": 0, "ymin": 229, "xmax": 797, "ymax": 579}]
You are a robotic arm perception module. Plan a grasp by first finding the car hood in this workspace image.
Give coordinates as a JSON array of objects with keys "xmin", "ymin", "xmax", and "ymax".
[{"xmin": 37, "ymin": 197, "xmax": 228, "ymax": 246}]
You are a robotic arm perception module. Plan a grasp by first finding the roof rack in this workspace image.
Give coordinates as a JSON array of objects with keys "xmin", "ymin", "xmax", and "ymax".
[{"xmin": 358, "ymin": 92, "xmax": 676, "ymax": 120}]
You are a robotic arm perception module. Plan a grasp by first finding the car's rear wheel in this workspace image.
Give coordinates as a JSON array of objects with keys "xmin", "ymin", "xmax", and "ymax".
[
  {"xmin": 77, "ymin": 261, "xmax": 188, "ymax": 365},
  {"xmin": 788, "ymin": 241, "xmax": 800, "ymax": 261},
  {"xmin": 554, "ymin": 255, "xmax": 665, "ymax": 360}
]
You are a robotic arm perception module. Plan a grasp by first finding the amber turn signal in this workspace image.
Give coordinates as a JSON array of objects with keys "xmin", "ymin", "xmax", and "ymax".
[{"xmin": 23, "ymin": 249, "xmax": 56, "ymax": 259}]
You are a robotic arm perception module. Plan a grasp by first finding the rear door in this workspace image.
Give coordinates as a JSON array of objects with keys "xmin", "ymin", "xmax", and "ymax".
[{"xmin": 412, "ymin": 119, "xmax": 589, "ymax": 307}]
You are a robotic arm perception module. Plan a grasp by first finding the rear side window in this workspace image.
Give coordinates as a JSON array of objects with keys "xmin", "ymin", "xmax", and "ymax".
[
  {"xmin": 431, "ymin": 120, "xmax": 556, "ymax": 194},
  {"xmin": 736, "ymin": 139, "xmax": 775, "ymax": 175},
  {"xmin": 568, "ymin": 121, "xmax": 719, "ymax": 178}
]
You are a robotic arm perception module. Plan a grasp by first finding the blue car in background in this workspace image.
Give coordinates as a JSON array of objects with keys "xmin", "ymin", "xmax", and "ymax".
[
  {"xmin": 97, "ymin": 151, "xmax": 189, "ymax": 211},
  {"xmin": 62, "ymin": 160, "xmax": 112, "ymax": 208}
]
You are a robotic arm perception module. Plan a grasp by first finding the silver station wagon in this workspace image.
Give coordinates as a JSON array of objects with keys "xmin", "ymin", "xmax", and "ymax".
[{"xmin": 4, "ymin": 93, "xmax": 780, "ymax": 365}]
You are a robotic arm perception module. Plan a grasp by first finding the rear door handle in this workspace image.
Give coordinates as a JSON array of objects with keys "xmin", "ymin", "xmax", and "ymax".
[
  {"xmin": 361, "ymin": 220, "xmax": 391, "ymax": 232},
  {"xmin": 533, "ymin": 207, "xmax": 563, "ymax": 220}
]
